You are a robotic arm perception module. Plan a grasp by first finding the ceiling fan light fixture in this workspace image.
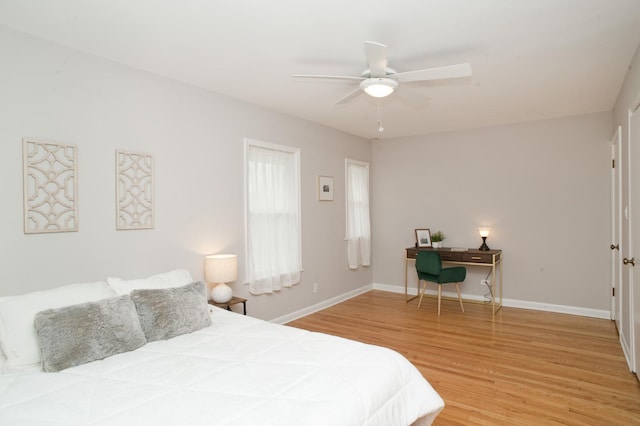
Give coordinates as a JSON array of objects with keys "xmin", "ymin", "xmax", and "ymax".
[{"xmin": 360, "ymin": 78, "xmax": 398, "ymax": 98}]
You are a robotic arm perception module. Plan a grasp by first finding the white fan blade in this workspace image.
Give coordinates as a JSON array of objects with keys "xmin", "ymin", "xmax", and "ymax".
[
  {"xmin": 393, "ymin": 85, "xmax": 430, "ymax": 110},
  {"xmin": 364, "ymin": 41, "xmax": 387, "ymax": 77},
  {"xmin": 394, "ymin": 63, "xmax": 472, "ymax": 83},
  {"xmin": 293, "ymin": 74, "xmax": 364, "ymax": 81},
  {"xmin": 335, "ymin": 88, "xmax": 364, "ymax": 105}
]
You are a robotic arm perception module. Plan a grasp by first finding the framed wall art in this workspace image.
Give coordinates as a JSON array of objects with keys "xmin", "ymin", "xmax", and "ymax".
[
  {"xmin": 415, "ymin": 228, "xmax": 432, "ymax": 248},
  {"xmin": 23, "ymin": 139, "xmax": 78, "ymax": 234},
  {"xmin": 116, "ymin": 150, "xmax": 154, "ymax": 230},
  {"xmin": 318, "ymin": 175, "xmax": 334, "ymax": 201}
]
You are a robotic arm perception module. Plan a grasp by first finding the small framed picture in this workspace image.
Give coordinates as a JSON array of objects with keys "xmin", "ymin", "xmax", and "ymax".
[
  {"xmin": 318, "ymin": 175, "xmax": 334, "ymax": 201},
  {"xmin": 415, "ymin": 229, "xmax": 432, "ymax": 247}
]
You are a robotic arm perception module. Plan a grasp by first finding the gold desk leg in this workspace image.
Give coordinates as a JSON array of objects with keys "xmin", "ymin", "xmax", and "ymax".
[
  {"xmin": 491, "ymin": 261, "xmax": 496, "ymax": 314},
  {"xmin": 405, "ymin": 258, "xmax": 418, "ymax": 303},
  {"xmin": 492, "ymin": 256, "xmax": 504, "ymax": 315},
  {"xmin": 498, "ymin": 257, "xmax": 503, "ymax": 312}
]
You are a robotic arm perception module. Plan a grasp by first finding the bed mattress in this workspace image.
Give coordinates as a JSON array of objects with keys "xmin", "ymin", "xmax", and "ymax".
[{"xmin": 0, "ymin": 307, "xmax": 444, "ymax": 425}]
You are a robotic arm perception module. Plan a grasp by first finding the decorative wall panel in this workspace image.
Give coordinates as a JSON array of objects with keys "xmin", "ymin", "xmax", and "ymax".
[
  {"xmin": 116, "ymin": 150, "xmax": 154, "ymax": 230},
  {"xmin": 23, "ymin": 139, "xmax": 78, "ymax": 233}
]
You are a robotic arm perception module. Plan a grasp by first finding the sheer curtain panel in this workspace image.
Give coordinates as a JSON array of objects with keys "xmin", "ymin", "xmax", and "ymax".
[
  {"xmin": 346, "ymin": 158, "xmax": 371, "ymax": 269},
  {"xmin": 245, "ymin": 139, "xmax": 301, "ymax": 295}
]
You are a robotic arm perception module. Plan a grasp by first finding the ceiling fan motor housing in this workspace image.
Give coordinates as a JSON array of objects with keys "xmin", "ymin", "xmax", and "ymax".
[{"xmin": 360, "ymin": 67, "xmax": 397, "ymax": 78}]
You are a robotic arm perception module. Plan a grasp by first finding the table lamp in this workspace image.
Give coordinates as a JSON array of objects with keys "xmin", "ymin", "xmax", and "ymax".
[
  {"xmin": 478, "ymin": 228, "xmax": 491, "ymax": 251},
  {"xmin": 205, "ymin": 254, "xmax": 237, "ymax": 303}
]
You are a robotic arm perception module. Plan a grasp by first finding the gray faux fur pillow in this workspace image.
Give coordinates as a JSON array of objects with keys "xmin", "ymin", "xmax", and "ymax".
[
  {"xmin": 34, "ymin": 295, "xmax": 147, "ymax": 372},
  {"xmin": 130, "ymin": 281, "xmax": 211, "ymax": 342}
]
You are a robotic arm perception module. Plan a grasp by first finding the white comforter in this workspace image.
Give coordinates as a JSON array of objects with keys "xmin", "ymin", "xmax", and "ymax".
[{"xmin": 0, "ymin": 308, "xmax": 444, "ymax": 425}]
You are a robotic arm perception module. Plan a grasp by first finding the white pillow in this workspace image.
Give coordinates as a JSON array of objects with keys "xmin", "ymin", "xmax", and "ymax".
[
  {"xmin": 0, "ymin": 281, "xmax": 116, "ymax": 373},
  {"xmin": 106, "ymin": 269, "xmax": 193, "ymax": 296}
]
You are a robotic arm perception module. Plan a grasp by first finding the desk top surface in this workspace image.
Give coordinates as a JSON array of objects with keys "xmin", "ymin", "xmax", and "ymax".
[
  {"xmin": 406, "ymin": 247, "xmax": 502, "ymax": 264},
  {"xmin": 406, "ymin": 247, "xmax": 501, "ymax": 255}
]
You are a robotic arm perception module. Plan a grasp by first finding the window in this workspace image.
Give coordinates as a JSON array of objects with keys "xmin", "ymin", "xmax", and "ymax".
[
  {"xmin": 245, "ymin": 138, "xmax": 301, "ymax": 294},
  {"xmin": 345, "ymin": 158, "xmax": 371, "ymax": 269}
]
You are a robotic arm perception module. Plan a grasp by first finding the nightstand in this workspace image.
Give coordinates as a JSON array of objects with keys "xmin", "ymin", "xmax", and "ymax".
[{"xmin": 208, "ymin": 296, "xmax": 247, "ymax": 315}]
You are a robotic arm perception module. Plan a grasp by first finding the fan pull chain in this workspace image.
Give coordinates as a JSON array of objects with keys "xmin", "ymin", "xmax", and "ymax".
[{"xmin": 377, "ymin": 100, "xmax": 384, "ymax": 133}]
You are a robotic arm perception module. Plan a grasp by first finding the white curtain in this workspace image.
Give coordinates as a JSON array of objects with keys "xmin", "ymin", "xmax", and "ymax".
[
  {"xmin": 346, "ymin": 159, "xmax": 371, "ymax": 269},
  {"xmin": 246, "ymin": 142, "xmax": 301, "ymax": 295}
]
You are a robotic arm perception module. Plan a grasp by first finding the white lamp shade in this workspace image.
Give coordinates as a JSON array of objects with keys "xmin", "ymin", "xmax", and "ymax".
[
  {"xmin": 478, "ymin": 228, "xmax": 491, "ymax": 238},
  {"xmin": 205, "ymin": 254, "xmax": 238, "ymax": 284}
]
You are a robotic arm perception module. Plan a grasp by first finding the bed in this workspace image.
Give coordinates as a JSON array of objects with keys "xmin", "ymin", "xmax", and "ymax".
[{"xmin": 0, "ymin": 270, "xmax": 444, "ymax": 425}]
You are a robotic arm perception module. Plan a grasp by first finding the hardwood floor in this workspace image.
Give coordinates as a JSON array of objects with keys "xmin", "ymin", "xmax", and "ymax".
[{"xmin": 287, "ymin": 290, "xmax": 640, "ymax": 425}]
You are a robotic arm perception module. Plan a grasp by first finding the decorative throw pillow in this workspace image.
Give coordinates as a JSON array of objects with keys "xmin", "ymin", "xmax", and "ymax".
[
  {"xmin": 107, "ymin": 269, "xmax": 194, "ymax": 296},
  {"xmin": 34, "ymin": 295, "xmax": 147, "ymax": 372},
  {"xmin": 0, "ymin": 281, "xmax": 117, "ymax": 373},
  {"xmin": 130, "ymin": 281, "xmax": 211, "ymax": 342}
]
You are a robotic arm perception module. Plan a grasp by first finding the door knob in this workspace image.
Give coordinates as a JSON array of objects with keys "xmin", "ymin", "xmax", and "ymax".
[
  {"xmin": 611, "ymin": 244, "xmax": 620, "ymax": 250},
  {"xmin": 623, "ymin": 257, "xmax": 635, "ymax": 266}
]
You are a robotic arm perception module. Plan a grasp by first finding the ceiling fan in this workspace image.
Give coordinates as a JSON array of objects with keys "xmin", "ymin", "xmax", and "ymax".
[{"xmin": 293, "ymin": 41, "xmax": 472, "ymax": 105}]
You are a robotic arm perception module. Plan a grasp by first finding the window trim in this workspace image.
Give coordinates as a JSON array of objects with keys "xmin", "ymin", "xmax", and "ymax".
[
  {"xmin": 345, "ymin": 157, "xmax": 370, "ymax": 239},
  {"xmin": 244, "ymin": 137, "xmax": 302, "ymax": 287}
]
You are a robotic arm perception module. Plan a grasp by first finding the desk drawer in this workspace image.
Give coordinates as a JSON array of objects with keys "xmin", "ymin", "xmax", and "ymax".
[
  {"xmin": 439, "ymin": 252, "xmax": 462, "ymax": 262},
  {"xmin": 406, "ymin": 249, "xmax": 419, "ymax": 259},
  {"xmin": 406, "ymin": 249, "xmax": 463, "ymax": 262},
  {"xmin": 462, "ymin": 253, "xmax": 492, "ymax": 263}
]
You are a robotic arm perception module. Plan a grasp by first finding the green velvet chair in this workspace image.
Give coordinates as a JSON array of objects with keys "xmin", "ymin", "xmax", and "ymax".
[{"xmin": 415, "ymin": 251, "xmax": 466, "ymax": 315}]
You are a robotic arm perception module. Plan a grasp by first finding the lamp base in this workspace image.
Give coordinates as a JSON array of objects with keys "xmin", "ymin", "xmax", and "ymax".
[
  {"xmin": 479, "ymin": 236, "xmax": 490, "ymax": 251},
  {"xmin": 211, "ymin": 283, "xmax": 233, "ymax": 303}
]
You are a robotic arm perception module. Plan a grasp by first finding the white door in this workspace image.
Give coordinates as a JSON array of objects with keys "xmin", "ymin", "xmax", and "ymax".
[
  {"xmin": 620, "ymin": 109, "xmax": 635, "ymax": 371},
  {"xmin": 611, "ymin": 126, "xmax": 622, "ymax": 324},
  {"xmin": 630, "ymin": 103, "xmax": 640, "ymax": 377}
]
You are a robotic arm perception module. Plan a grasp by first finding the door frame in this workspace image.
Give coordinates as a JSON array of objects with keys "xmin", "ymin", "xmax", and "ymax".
[
  {"xmin": 611, "ymin": 126, "xmax": 622, "ymax": 323},
  {"xmin": 630, "ymin": 99, "xmax": 640, "ymax": 376}
]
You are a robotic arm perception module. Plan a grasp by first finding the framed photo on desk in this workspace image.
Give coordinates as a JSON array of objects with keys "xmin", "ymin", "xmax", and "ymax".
[{"xmin": 415, "ymin": 228, "xmax": 432, "ymax": 247}]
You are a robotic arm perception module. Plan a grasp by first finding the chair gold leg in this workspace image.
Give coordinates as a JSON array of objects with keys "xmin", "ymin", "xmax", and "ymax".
[
  {"xmin": 455, "ymin": 283, "xmax": 465, "ymax": 312},
  {"xmin": 417, "ymin": 280, "xmax": 427, "ymax": 308},
  {"xmin": 437, "ymin": 286, "xmax": 442, "ymax": 316}
]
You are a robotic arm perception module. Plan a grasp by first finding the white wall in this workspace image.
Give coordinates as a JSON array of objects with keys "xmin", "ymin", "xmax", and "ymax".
[
  {"xmin": 0, "ymin": 26, "xmax": 372, "ymax": 320},
  {"xmin": 371, "ymin": 112, "xmax": 612, "ymax": 312}
]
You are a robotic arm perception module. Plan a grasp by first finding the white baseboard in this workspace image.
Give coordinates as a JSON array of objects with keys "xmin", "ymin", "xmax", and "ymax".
[
  {"xmin": 272, "ymin": 282, "xmax": 611, "ymax": 324},
  {"xmin": 501, "ymin": 298, "xmax": 610, "ymax": 319},
  {"xmin": 272, "ymin": 284, "xmax": 373, "ymax": 324},
  {"xmin": 373, "ymin": 282, "xmax": 611, "ymax": 319},
  {"xmin": 620, "ymin": 331, "xmax": 635, "ymax": 372}
]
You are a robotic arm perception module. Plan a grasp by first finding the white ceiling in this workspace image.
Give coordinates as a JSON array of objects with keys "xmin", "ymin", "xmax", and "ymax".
[{"xmin": 1, "ymin": 0, "xmax": 640, "ymax": 139}]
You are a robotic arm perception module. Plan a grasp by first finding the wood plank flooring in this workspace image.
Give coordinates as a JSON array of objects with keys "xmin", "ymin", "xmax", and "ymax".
[{"xmin": 287, "ymin": 290, "xmax": 640, "ymax": 425}]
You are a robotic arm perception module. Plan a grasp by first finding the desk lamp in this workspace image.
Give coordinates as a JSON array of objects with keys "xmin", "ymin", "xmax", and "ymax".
[
  {"xmin": 205, "ymin": 254, "xmax": 237, "ymax": 303},
  {"xmin": 478, "ymin": 228, "xmax": 491, "ymax": 251}
]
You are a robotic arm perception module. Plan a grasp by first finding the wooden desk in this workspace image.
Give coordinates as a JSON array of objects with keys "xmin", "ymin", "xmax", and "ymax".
[{"xmin": 405, "ymin": 247, "xmax": 503, "ymax": 314}]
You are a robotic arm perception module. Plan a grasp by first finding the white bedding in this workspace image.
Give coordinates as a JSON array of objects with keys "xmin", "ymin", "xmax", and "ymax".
[{"xmin": 0, "ymin": 307, "xmax": 444, "ymax": 425}]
